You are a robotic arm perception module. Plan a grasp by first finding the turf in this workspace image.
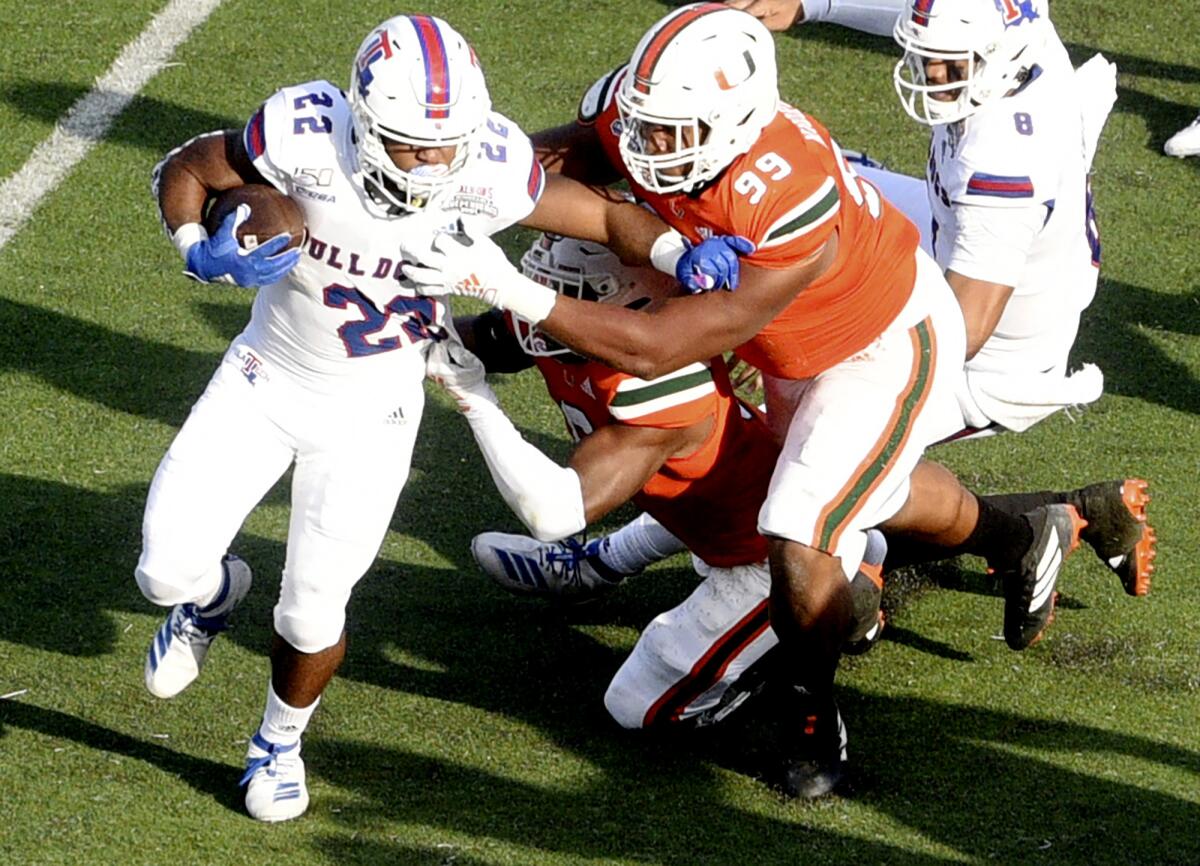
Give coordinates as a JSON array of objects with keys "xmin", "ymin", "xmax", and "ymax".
[{"xmin": 1, "ymin": 0, "xmax": 1198, "ymax": 864}]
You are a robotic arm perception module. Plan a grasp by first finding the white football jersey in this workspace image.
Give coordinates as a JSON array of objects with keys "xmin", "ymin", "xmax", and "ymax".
[
  {"xmin": 926, "ymin": 31, "xmax": 1102, "ymax": 374},
  {"xmin": 239, "ymin": 79, "xmax": 544, "ymax": 397}
]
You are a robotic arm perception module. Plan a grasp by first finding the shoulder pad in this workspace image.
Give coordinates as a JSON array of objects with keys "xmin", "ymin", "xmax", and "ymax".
[{"xmin": 578, "ymin": 66, "xmax": 626, "ymax": 126}]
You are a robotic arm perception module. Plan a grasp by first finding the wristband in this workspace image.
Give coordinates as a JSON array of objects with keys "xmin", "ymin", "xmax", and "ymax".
[
  {"xmin": 499, "ymin": 273, "xmax": 558, "ymax": 325},
  {"xmin": 649, "ymin": 229, "xmax": 687, "ymax": 276},
  {"xmin": 171, "ymin": 222, "xmax": 208, "ymax": 260}
]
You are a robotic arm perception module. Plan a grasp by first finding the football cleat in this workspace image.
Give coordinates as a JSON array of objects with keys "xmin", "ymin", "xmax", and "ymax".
[
  {"xmin": 777, "ymin": 686, "xmax": 848, "ymax": 799},
  {"xmin": 240, "ymin": 732, "xmax": 308, "ymax": 822},
  {"xmin": 471, "ymin": 532, "xmax": 625, "ymax": 601},
  {"xmin": 1164, "ymin": 113, "xmax": 1200, "ymax": 158},
  {"xmin": 144, "ymin": 554, "xmax": 252, "ymax": 699},
  {"xmin": 843, "ymin": 528, "xmax": 887, "ymax": 657},
  {"xmin": 1074, "ymin": 478, "xmax": 1156, "ymax": 597},
  {"xmin": 999, "ymin": 505, "xmax": 1086, "ymax": 651}
]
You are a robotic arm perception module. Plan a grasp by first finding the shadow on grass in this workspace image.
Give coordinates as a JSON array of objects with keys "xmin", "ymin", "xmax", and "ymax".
[{"xmin": 0, "ymin": 701, "xmax": 242, "ymax": 813}]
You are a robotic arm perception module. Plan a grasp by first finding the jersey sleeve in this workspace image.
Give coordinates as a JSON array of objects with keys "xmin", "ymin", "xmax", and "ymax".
[
  {"xmin": 735, "ymin": 116, "xmax": 843, "ymax": 271},
  {"xmin": 943, "ymin": 202, "xmax": 1044, "ymax": 287},
  {"xmin": 607, "ymin": 362, "xmax": 718, "ymax": 429},
  {"xmin": 243, "ymin": 79, "xmax": 345, "ymax": 192},
  {"xmin": 457, "ymin": 111, "xmax": 543, "ymax": 236}
]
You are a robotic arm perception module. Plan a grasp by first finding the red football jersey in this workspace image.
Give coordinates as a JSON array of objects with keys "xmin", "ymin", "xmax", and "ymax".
[
  {"xmin": 588, "ymin": 67, "xmax": 921, "ymax": 378},
  {"xmin": 532, "ymin": 354, "xmax": 775, "ymax": 568}
]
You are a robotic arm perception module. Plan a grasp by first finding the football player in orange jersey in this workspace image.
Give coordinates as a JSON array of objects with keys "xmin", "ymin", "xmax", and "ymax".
[
  {"xmin": 429, "ymin": 232, "xmax": 889, "ymax": 759},
  {"xmin": 400, "ymin": 4, "xmax": 1084, "ymax": 797}
]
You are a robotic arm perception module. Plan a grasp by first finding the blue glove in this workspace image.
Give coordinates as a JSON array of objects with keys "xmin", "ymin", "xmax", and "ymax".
[
  {"xmin": 183, "ymin": 204, "xmax": 301, "ymax": 287},
  {"xmin": 675, "ymin": 235, "xmax": 756, "ymax": 293}
]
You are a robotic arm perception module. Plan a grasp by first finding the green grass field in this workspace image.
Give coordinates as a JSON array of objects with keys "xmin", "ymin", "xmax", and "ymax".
[{"xmin": 1, "ymin": 1, "xmax": 1198, "ymax": 863}]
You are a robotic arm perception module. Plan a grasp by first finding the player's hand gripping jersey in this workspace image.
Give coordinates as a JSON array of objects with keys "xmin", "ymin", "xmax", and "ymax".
[
  {"xmin": 533, "ymin": 353, "xmax": 776, "ymax": 568},
  {"xmin": 238, "ymin": 80, "xmax": 545, "ymax": 396},
  {"xmin": 585, "ymin": 66, "xmax": 922, "ymax": 378}
]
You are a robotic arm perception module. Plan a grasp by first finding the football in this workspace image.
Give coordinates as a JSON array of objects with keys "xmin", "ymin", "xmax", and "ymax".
[{"xmin": 203, "ymin": 184, "xmax": 306, "ymax": 251}]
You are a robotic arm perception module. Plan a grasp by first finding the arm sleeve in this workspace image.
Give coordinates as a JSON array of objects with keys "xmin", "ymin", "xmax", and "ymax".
[
  {"xmin": 453, "ymin": 380, "xmax": 587, "ymax": 542},
  {"xmin": 945, "ymin": 202, "xmax": 1045, "ymax": 287}
]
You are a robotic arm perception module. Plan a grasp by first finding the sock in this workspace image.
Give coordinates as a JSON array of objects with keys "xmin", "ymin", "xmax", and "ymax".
[
  {"xmin": 193, "ymin": 562, "xmax": 230, "ymax": 612},
  {"xmin": 982, "ymin": 490, "xmax": 1070, "ymax": 516},
  {"xmin": 883, "ymin": 496, "xmax": 1035, "ymax": 571},
  {"xmin": 960, "ymin": 496, "xmax": 1036, "ymax": 568},
  {"xmin": 803, "ymin": 0, "xmax": 909, "ymax": 37},
  {"xmin": 595, "ymin": 513, "xmax": 689, "ymax": 576},
  {"xmin": 257, "ymin": 680, "xmax": 318, "ymax": 748}
]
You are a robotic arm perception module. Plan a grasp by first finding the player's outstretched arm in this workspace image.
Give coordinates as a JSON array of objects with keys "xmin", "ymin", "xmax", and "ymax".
[
  {"xmin": 427, "ymin": 340, "xmax": 692, "ymax": 538},
  {"xmin": 404, "ymin": 229, "xmax": 829, "ymax": 378}
]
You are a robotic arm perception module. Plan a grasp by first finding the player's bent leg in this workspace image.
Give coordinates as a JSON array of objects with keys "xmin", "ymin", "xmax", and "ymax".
[
  {"xmin": 138, "ymin": 362, "xmax": 293, "ymax": 697},
  {"xmin": 604, "ymin": 559, "xmax": 776, "ymax": 729},
  {"xmin": 144, "ymin": 554, "xmax": 253, "ymax": 699}
]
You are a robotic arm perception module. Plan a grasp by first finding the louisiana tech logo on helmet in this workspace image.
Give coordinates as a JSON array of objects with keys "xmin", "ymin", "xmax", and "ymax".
[
  {"xmin": 356, "ymin": 30, "xmax": 392, "ymax": 97},
  {"xmin": 994, "ymin": 0, "xmax": 1039, "ymax": 27}
]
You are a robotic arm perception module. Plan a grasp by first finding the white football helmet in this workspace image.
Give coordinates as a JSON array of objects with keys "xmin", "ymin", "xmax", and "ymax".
[
  {"xmin": 616, "ymin": 4, "xmax": 779, "ymax": 194},
  {"xmin": 893, "ymin": 0, "xmax": 1049, "ymax": 125},
  {"xmin": 348, "ymin": 15, "xmax": 491, "ymax": 214},
  {"xmin": 513, "ymin": 233, "xmax": 679, "ymax": 358}
]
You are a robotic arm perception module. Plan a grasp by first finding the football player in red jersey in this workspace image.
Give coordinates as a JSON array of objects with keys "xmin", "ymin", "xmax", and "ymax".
[
  {"xmin": 401, "ymin": 4, "xmax": 1085, "ymax": 797},
  {"xmin": 431, "ymin": 232, "xmax": 889, "ymax": 742}
]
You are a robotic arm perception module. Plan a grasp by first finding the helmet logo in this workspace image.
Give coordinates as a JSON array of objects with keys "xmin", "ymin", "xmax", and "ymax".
[
  {"xmin": 910, "ymin": 0, "xmax": 935, "ymax": 26},
  {"xmin": 994, "ymin": 0, "xmax": 1039, "ymax": 27},
  {"xmin": 410, "ymin": 15, "xmax": 452, "ymax": 119},
  {"xmin": 356, "ymin": 30, "xmax": 393, "ymax": 97},
  {"xmin": 714, "ymin": 50, "xmax": 757, "ymax": 91}
]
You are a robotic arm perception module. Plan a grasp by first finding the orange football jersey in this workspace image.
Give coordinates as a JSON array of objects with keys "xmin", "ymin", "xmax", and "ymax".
[
  {"xmin": 532, "ymin": 354, "xmax": 775, "ymax": 568},
  {"xmin": 591, "ymin": 68, "xmax": 921, "ymax": 378}
]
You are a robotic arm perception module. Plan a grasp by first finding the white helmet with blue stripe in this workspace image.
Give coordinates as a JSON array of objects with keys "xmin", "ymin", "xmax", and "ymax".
[
  {"xmin": 893, "ymin": 0, "xmax": 1049, "ymax": 125},
  {"xmin": 348, "ymin": 15, "xmax": 491, "ymax": 213}
]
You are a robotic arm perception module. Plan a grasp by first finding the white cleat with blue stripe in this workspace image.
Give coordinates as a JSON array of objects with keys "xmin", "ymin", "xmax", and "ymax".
[
  {"xmin": 144, "ymin": 554, "xmax": 252, "ymax": 699},
  {"xmin": 471, "ymin": 532, "xmax": 625, "ymax": 602},
  {"xmin": 241, "ymin": 733, "xmax": 309, "ymax": 822}
]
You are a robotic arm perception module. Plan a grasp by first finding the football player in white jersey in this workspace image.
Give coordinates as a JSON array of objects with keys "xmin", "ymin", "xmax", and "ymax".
[{"xmin": 137, "ymin": 13, "xmax": 733, "ymax": 823}]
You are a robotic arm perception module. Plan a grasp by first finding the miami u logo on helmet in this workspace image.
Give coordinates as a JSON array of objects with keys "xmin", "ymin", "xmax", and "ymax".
[{"xmin": 995, "ymin": 0, "xmax": 1040, "ymax": 27}]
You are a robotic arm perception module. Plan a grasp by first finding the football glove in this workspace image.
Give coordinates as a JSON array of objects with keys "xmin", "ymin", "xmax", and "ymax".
[
  {"xmin": 676, "ymin": 234, "xmax": 756, "ymax": 293},
  {"xmin": 182, "ymin": 204, "xmax": 301, "ymax": 287},
  {"xmin": 401, "ymin": 227, "xmax": 558, "ymax": 324}
]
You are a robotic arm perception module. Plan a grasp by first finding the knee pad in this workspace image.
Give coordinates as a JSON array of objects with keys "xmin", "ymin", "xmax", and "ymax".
[
  {"xmin": 135, "ymin": 554, "xmax": 219, "ymax": 607},
  {"xmin": 273, "ymin": 603, "xmax": 346, "ymax": 655}
]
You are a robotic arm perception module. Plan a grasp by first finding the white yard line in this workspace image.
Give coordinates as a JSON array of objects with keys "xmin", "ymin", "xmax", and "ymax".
[{"xmin": 0, "ymin": 0, "xmax": 224, "ymax": 252}]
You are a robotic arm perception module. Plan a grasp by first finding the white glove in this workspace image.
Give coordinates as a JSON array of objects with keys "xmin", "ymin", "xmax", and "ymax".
[
  {"xmin": 401, "ymin": 228, "xmax": 558, "ymax": 324},
  {"xmin": 425, "ymin": 335, "xmax": 491, "ymax": 414}
]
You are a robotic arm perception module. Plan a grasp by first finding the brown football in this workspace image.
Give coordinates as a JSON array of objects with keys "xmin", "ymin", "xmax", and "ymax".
[{"xmin": 203, "ymin": 184, "xmax": 306, "ymax": 251}]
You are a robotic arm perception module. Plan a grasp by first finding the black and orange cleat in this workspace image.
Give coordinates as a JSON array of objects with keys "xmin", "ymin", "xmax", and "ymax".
[
  {"xmin": 1074, "ymin": 479, "xmax": 1157, "ymax": 597},
  {"xmin": 1000, "ymin": 504, "xmax": 1087, "ymax": 650},
  {"xmin": 776, "ymin": 686, "xmax": 848, "ymax": 799}
]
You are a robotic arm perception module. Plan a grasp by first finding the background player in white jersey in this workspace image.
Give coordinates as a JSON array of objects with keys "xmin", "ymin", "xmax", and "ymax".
[{"xmin": 137, "ymin": 13, "xmax": 719, "ymax": 823}]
